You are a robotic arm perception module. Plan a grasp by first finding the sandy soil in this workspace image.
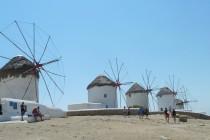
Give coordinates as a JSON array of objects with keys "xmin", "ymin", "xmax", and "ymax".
[{"xmin": 0, "ymin": 115, "xmax": 210, "ymax": 140}]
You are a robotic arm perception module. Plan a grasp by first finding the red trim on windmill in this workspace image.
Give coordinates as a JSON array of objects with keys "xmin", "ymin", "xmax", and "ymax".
[
  {"xmin": 0, "ymin": 20, "xmax": 65, "ymax": 106},
  {"xmin": 104, "ymin": 58, "xmax": 133, "ymax": 108}
]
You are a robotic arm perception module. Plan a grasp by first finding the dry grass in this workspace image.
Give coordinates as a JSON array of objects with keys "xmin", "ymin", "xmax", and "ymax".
[{"xmin": 0, "ymin": 115, "xmax": 210, "ymax": 140}]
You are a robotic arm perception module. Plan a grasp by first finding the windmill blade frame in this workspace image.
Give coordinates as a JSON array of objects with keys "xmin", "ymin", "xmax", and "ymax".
[
  {"xmin": 141, "ymin": 69, "xmax": 159, "ymax": 111},
  {"xmin": 104, "ymin": 57, "xmax": 133, "ymax": 108},
  {"xmin": 0, "ymin": 20, "xmax": 65, "ymax": 106}
]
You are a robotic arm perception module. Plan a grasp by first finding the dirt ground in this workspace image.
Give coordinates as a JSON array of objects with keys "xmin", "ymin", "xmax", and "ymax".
[{"xmin": 0, "ymin": 115, "xmax": 210, "ymax": 140}]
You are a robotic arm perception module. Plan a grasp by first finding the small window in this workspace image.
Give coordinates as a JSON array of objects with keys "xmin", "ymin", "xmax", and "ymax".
[
  {"xmin": 9, "ymin": 101, "xmax": 17, "ymax": 110},
  {"xmin": 9, "ymin": 101, "xmax": 13, "ymax": 106},
  {"xmin": 13, "ymin": 103, "xmax": 17, "ymax": 109},
  {"xmin": 104, "ymin": 94, "xmax": 107, "ymax": 98}
]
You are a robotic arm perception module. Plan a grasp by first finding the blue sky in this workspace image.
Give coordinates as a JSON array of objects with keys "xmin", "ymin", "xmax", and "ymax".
[{"xmin": 0, "ymin": 0, "xmax": 210, "ymax": 114}]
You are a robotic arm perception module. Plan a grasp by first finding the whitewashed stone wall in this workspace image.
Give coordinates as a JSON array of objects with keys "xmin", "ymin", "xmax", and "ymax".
[
  {"xmin": 0, "ymin": 75, "xmax": 38, "ymax": 102},
  {"xmin": 157, "ymin": 94, "xmax": 176, "ymax": 111},
  {"xmin": 126, "ymin": 92, "xmax": 148, "ymax": 108},
  {"xmin": 88, "ymin": 86, "xmax": 117, "ymax": 108}
]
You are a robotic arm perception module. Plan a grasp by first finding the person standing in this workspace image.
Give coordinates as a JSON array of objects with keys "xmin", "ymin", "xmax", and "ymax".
[
  {"xmin": 123, "ymin": 106, "xmax": 127, "ymax": 116},
  {"xmin": 164, "ymin": 108, "xmax": 169, "ymax": 123},
  {"xmin": 127, "ymin": 107, "xmax": 131, "ymax": 117},
  {"xmin": 172, "ymin": 109, "xmax": 176, "ymax": 123},
  {"xmin": 20, "ymin": 102, "xmax": 26, "ymax": 121},
  {"xmin": 144, "ymin": 108, "xmax": 149, "ymax": 119},
  {"xmin": 138, "ymin": 107, "xmax": 144, "ymax": 119}
]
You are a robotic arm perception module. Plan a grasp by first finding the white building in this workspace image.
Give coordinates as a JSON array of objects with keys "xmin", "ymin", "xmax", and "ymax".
[
  {"xmin": 87, "ymin": 75, "xmax": 117, "ymax": 108},
  {"xmin": 126, "ymin": 83, "xmax": 148, "ymax": 108},
  {"xmin": 0, "ymin": 56, "xmax": 39, "ymax": 102},
  {"xmin": 68, "ymin": 75, "xmax": 117, "ymax": 110},
  {"xmin": 0, "ymin": 98, "xmax": 65, "ymax": 122},
  {"xmin": 156, "ymin": 87, "xmax": 176, "ymax": 111},
  {"xmin": 68, "ymin": 103, "xmax": 105, "ymax": 110}
]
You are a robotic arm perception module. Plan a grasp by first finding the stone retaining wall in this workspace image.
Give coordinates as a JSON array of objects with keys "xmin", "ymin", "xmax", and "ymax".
[{"xmin": 67, "ymin": 109, "xmax": 210, "ymax": 120}]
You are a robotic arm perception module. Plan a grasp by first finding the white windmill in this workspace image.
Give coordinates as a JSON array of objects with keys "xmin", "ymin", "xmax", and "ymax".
[{"xmin": 0, "ymin": 20, "xmax": 65, "ymax": 107}]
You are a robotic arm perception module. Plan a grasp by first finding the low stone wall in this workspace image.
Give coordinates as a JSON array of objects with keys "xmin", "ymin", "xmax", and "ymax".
[
  {"xmin": 67, "ymin": 109, "xmax": 128, "ymax": 116},
  {"xmin": 67, "ymin": 109, "xmax": 210, "ymax": 120},
  {"xmin": 176, "ymin": 111, "xmax": 210, "ymax": 120}
]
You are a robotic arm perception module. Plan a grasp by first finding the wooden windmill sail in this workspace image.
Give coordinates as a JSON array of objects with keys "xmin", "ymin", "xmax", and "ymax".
[
  {"xmin": 104, "ymin": 58, "xmax": 133, "ymax": 108},
  {"xmin": 176, "ymin": 86, "xmax": 198, "ymax": 110},
  {"xmin": 140, "ymin": 70, "xmax": 159, "ymax": 111},
  {"xmin": 0, "ymin": 20, "xmax": 65, "ymax": 106}
]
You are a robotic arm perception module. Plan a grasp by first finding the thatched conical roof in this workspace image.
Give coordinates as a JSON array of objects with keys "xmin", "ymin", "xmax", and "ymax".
[
  {"xmin": 156, "ymin": 87, "xmax": 175, "ymax": 97},
  {"xmin": 0, "ymin": 56, "xmax": 37, "ymax": 80},
  {"xmin": 87, "ymin": 75, "xmax": 116, "ymax": 90},
  {"xmin": 126, "ymin": 83, "xmax": 146, "ymax": 95},
  {"xmin": 1, "ymin": 55, "xmax": 34, "ymax": 70}
]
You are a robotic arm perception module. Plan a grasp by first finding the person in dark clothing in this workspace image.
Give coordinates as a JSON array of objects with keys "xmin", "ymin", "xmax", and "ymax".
[
  {"xmin": 144, "ymin": 108, "xmax": 149, "ymax": 119},
  {"xmin": 123, "ymin": 106, "xmax": 127, "ymax": 116},
  {"xmin": 127, "ymin": 107, "xmax": 131, "ymax": 117},
  {"xmin": 164, "ymin": 108, "xmax": 169, "ymax": 123},
  {"xmin": 172, "ymin": 109, "xmax": 176, "ymax": 123},
  {"xmin": 138, "ymin": 107, "xmax": 144, "ymax": 119},
  {"xmin": 20, "ymin": 102, "xmax": 26, "ymax": 121}
]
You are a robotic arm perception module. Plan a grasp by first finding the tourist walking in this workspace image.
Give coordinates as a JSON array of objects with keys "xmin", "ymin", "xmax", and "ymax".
[
  {"xmin": 127, "ymin": 107, "xmax": 131, "ymax": 117},
  {"xmin": 164, "ymin": 108, "xmax": 169, "ymax": 123},
  {"xmin": 172, "ymin": 109, "xmax": 176, "ymax": 123},
  {"xmin": 144, "ymin": 108, "xmax": 149, "ymax": 119},
  {"xmin": 123, "ymin": 106, "xmax": 127, "ymax": 116},
  {"xmin": 138, "ymin": 107, "xmax": 144, "ymax": 119}
]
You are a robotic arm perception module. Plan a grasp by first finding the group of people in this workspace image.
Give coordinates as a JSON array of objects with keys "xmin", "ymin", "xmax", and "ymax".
[
  {"xmin": 20, "ymin": 102, "xmax": 43, "ymax": 122},
  {"xmin": 138, "ymin": 107, "xmax": 149, "ymax": 119},
  {"xmin": 164, "ymin": 108, "xmax": 176, "ymax": 123},
  {"xmin": 123, "ymin": 106, "xmax": 149, "ymax": 119},
  {"xmin": 123, "ymin": 106, "xmax": 177, "ymax": 123},
  {"xmin": 20, "ymin": 102, "xmax": 176, "ymax": 123}
]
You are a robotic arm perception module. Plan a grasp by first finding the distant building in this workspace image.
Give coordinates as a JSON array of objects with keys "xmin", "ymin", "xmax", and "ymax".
[
  {"xmin": 68, "ymin": 75, "xmax": 118, "ymax": 110},
  {"xmin": 156, "ymin": 87, "xmax": 176, "ymax": 111},
  {"xmin": 68, "ymin": 102, "xmax": 105, "ymax": 110},
  {"xmin": 0, "ymin": 56, "xmax": 39, "ymax": 102},
  {"xmin": 126, "ymin": 83, "xmax": 148, "ymax": 108},
  {"xmin": 87, "ymin": 75, "xmax": 117, "ymax": 108}
]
